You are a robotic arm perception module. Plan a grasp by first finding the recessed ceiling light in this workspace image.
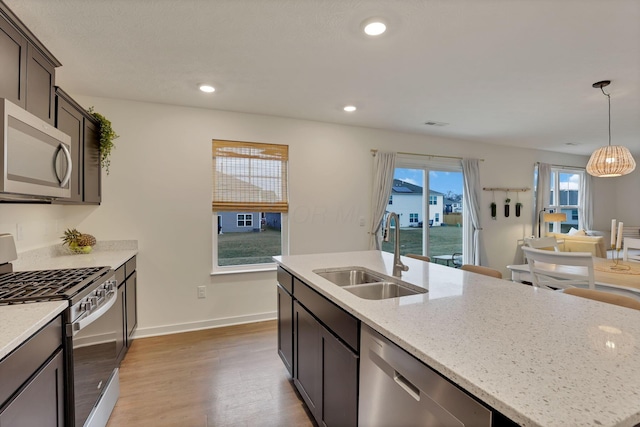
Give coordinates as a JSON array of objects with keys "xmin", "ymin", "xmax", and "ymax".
[
  {"xmin": 344, "ymin": 105, "xmax": 357, "ymax": 112},
  {"xmin": 363, "ymin": 19, "xmax": 387, "ymax": 36},
  {"xmin": 199, "ymin": 84, "xmax": 215, "ymax": 93}
]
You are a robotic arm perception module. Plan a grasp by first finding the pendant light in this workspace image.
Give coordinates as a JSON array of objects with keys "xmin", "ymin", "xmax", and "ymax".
[{"xmin": 586, "ymin": 80, "xmax": 636, "ymax": 177}]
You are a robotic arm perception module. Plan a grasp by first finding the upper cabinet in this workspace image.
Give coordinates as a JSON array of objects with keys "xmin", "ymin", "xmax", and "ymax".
[
  {"xmin": 55, "ymin": 87, "xmax": 101, "ymax": 205},
  {"xmin": 0, "ymin": 3, "xmax": 61, "ymax": 125}
]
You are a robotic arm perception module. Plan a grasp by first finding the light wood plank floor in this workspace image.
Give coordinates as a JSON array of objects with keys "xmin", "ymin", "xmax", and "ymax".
[{"xmin": 106, "ymin": 320, "xmax": 315, "ymax": 427}]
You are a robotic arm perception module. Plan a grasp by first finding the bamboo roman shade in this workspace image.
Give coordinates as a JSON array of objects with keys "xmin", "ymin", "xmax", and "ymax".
[{"xmin": 212, "ymin": 140, "xmax": 289, "ymax": 213}]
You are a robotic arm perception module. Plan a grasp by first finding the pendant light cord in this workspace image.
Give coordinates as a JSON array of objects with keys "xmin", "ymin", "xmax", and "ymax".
[{"xmin": 600, "ymin": 86, "xmax": 611, "ymax": 147}]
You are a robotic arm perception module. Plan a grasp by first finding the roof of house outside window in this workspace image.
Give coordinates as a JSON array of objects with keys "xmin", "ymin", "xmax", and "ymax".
[{"xmin": 391, "ymin": 179, "xmax": 445, "ymax": 197}]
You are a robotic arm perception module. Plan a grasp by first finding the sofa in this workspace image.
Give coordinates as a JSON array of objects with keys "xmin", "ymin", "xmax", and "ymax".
[{"xmin": 547, "ymin": 231, "xmax": 607, "ymax": 258}]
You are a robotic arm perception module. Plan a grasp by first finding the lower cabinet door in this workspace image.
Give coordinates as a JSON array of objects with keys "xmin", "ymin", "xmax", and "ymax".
[
  {"xmin": 294, "ymin": 301, "xmax": 359, "ymax": 427},
  {"xmin": 0, "ymin": 350, "xmax": 64, "ymax": 427},
  {"xmin": 320, "ymin": 327, "xmax": 358, "ymax": 427},
  {"xmin": 277, "ymin": 285, "xmax": 293, "ymax": 375},
  {"xmin": 293, "ymin": 301, "xmax": 321, "ymax": 419}
]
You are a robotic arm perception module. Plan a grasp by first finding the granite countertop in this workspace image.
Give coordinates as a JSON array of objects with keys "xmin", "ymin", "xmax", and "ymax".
[
  {"xmin": 12, "ymin": 240, "xmax": 138, "ymax": 272},
  {"xmin": 275, "ymin": 250, "xmax": 640, "ymax": 427},
  {"xmin": 0, "ymin": 301, "xmax": 68, "ymax": 360},
  {"xmin": 0, "ymin": 240, "xmax": 138, "ymax": 361}
]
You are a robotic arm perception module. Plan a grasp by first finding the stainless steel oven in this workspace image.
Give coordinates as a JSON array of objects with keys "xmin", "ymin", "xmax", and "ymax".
[{"xmin": 0, "ymin": 266, "xmax": 120, "ymax": 427}]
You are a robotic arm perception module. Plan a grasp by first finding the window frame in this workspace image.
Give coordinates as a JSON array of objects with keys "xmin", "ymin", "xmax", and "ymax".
[
  {"xmin": 212, "ymin": 140, "xmax": 289, "ymax": 274},
  {"xmin": 547, "ymin": 167, "xmax": 584, "ymax": 233}
]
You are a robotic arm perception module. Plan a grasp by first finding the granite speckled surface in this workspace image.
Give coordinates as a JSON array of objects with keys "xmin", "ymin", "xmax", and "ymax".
[
  {"xmin": 12, "ymin": 240, "xmax": 138, "ymax": 272},
  {"xmin": 0, "ymin": 301, "xmax": 67, "ymax": 360},
  {"xmin": 275, "ymin": 250, "xmax": 640, "ymax": 427},
  {"xmin": 1, "ymin": 240, "xmax": 138, "ymax": 361}
]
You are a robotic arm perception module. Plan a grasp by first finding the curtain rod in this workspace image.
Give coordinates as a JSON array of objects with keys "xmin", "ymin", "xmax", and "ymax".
[
  {"xmin": 371, "ymin": 149, "xmax": 484, "ymax": 161},
  {"xmin": 536, "ymin": 161, "xmax": 585, "ymax": 171}
]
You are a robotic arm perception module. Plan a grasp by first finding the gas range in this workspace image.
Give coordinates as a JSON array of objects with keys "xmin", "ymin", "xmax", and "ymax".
[{"xmin": 0, "ymin": 266, "xmax": 112, "ymax": 306}]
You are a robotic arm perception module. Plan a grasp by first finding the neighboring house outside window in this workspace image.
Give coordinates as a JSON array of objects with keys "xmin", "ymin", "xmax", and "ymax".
[{"xmin": 212, "ymin": 140, "xmax": 289, "ymax": 270}]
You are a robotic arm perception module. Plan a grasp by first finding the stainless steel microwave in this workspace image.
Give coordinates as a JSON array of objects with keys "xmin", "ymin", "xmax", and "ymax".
[{"xmin": 1, "ymin": 98, "xmax": 72, "ymax": 200}]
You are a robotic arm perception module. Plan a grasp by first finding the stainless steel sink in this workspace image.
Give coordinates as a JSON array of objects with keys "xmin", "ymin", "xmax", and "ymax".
[
  {"xmin": 342, "ymin": 282, "xmax": 426, "ymax": 300},
  {"xmin": 314, "ymin": 268, "xmax": 385, "ymax": 286},
  {"xmin": 313, "ymin": 267, "xmax": 427, "ymax": 300}
]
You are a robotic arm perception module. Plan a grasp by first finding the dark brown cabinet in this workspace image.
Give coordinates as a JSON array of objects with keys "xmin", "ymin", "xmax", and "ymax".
[
  {"xmin": 277, "ymin": 267, "xmax": 359, "ymax": 427},
  {"xmin": 54, "ymin": 88, "xmax": 101, "ymax": 205},
  {"xmin": 0, "ymin": 315, "xmax": 64, "ymax": 427},
  {"xmin": 277, "ymin": 266, "xmax": 294, "ymax": 375},
  {"xmin": 116, "ymin": 255, "xmax": 138, "ymax": 362},
  {"xmin": 0, "ymin": 3, "xmax": 60, "ymax": 124},
  {"xmin": 0, "ymin": 15, "xmax": 26, "ymax": 107}
]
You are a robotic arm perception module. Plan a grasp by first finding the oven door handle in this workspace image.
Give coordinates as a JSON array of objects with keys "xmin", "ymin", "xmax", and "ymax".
[{"xmin": 71, "ymin": 290, "xmax": 117, "ymax": 335}]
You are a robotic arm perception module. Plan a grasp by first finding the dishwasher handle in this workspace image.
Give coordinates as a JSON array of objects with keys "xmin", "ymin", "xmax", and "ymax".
[{"xmin": 394, "ymin": 371, "xmax": 421, "ymax": 401}]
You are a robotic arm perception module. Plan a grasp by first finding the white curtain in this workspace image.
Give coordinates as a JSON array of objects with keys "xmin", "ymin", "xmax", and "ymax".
[
  {"xmin": 533, "ymin": 163, "xmax": 551, "ymax": 237},
  {"xmin": 369, "ymin": 151, "xmax": 396, "ymax": 249},
  {"xmin": 579, "ymin": 172, "xmax": 593, "ymax": 231},
  {"xmin": 462, "ymin": 158, "xmax": 482, "ymax": 265}
]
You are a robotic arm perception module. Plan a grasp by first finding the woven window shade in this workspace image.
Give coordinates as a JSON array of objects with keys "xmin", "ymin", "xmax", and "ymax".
[
  {"xmin": 586, "ymin": 145, "xmax": 636, "ymax": 177},
  {"xmin": 212, "ymin": 140, "xmax": 289, "ymax": 212}
]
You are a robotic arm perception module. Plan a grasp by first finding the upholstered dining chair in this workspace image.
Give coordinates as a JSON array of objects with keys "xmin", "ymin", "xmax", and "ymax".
[
  {"xmin": 521, "ymin": 246, "xmax": 595, "ymax": 290},
  {"xmin": 460, "ymin": 264, "xmax": 503, "ymax": 279},
  {"xmin": 563, "ymin": 288, "xmax": 640, "ymax": 311},
  {"xmin": 405, "ymin": 254, "xmax": 430, "ymax": 262},
  {"xmin": 524, "ymin": 236, "xmax": 560, "ymax": 252},
  {"xmin": 623, "ymin": 237, "xmax": 640, "ymax": 262}
]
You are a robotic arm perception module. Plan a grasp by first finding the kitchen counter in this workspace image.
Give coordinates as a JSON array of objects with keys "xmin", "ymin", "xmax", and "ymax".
[
  {"xmin": 12, "ymin": 240, "xmax": 138, "ymax": 272},
  {"xmin": 0, "ymin": 301, "xmax": 67, "ymax": 360},
  {"xmin": 275, "ymin": 250, "xmax": 640, "ymax": 427}
]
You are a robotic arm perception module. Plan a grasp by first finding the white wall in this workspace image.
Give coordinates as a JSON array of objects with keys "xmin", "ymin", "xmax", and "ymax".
[{"xmin": 1, "ymin": 95, "xmax": 635, "ymax": 336}]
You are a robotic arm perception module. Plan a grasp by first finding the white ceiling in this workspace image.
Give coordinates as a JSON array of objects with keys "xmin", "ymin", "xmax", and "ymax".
[{"xmin": 6, "ymin": 0, "xmax": 640, "ymax": 156}]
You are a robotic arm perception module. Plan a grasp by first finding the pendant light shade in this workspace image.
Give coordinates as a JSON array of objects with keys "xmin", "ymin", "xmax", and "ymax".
[
  {"xmin": 586, "ymin": 80, "xmax": 636, "ymax": 177},
  {"xmin": 586, "ymin": 145, "xmax": 636, "ymax": 177}
]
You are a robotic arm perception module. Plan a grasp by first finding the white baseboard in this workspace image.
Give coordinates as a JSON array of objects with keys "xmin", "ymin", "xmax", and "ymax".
[{"xmin": 132, "ymin": 311, "xmax": 277, "ymax": 339}]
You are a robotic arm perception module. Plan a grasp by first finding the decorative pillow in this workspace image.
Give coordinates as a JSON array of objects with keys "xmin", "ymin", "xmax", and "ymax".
[{"xmin": 567, "ymin": 227, "xmax": 587, "ymax": 236}]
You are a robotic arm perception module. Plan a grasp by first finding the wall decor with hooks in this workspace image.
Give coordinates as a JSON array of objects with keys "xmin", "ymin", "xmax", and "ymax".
[{"xmin": 483, "ymin": 188, "xmax": 530, "ymax": 219}]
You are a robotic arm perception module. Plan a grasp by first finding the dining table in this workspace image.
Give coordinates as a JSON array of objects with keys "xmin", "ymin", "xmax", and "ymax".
[{"xmin": 507, "ymin": 256, "xmax": 640, "ymax": 296}]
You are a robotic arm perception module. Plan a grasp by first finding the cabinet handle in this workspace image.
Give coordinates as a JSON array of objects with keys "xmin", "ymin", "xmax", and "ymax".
[
  {"xmin": 56, "ymin": 143, "xmax": 73, "ymax": 188},
  {"xmin": 394, "ymin": 371, "xmax": 421, "ymax": 401}
]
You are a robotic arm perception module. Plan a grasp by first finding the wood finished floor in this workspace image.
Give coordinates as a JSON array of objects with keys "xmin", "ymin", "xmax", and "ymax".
[{"xmin": 106, "ymin": 320, "xmax": 315, "ymax": 427}]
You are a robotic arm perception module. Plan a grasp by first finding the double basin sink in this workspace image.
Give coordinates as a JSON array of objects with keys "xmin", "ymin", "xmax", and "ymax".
[{"xmin": 313, "ymin": 267, "xmax": 427, "ymax": 300}]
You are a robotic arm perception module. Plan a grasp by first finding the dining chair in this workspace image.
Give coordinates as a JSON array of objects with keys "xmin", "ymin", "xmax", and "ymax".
[
  {"xmin": 405, "ymin": 254, "xmax": 430, "ymax": 262},
  {"xmin": 523, "ymin": 236, "xmax": 560, "ymax": 252},
  {"xmin": 623, "ymin": 237, "xmax": 640, "ymax": 262},
  {"xmin": 460, "ymin": 264, "xmax": 503, "ymax": 279},
  {"xmin": 563, "ymin": 288, "xmax": 640, "ymax": 311},
  {"xmin": 521, "ymin": 246, "xmax": 595, "ymax": 290}
]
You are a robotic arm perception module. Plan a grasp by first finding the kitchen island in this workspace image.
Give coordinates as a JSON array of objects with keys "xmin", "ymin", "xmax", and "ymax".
[{"xmin": 275, "ymin": 250, "xmax": 640, "ymax": 427}]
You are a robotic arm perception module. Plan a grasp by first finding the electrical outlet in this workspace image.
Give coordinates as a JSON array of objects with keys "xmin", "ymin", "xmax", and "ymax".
[{"xmin": 197, "ymin": 286, "xmax": 206, "ymax": 299}]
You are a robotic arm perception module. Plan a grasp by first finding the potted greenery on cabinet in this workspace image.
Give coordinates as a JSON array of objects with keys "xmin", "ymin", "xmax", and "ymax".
[{"xmin": 88, "ymin": 107, "xmax": 119, "ymax": 174}]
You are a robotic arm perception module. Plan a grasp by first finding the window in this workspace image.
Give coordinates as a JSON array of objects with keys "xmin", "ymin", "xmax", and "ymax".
[
  {"xmin": 237, "ymin": 213, "xmax": 253, "ymax": 227},
  {"xmin": 212, "ymin": 140, "xmax": 289, "ymax": 271},
  {"xmin": 382, "ymin": 157, "xmax": 464, "ymax": 260},
  {"xmin": 388, "ymin": 195, "xmax": 393, "ymax": 205},
  {"xmin": 548, "ymin": 168, "xmax": 584, "ymax": 233}
]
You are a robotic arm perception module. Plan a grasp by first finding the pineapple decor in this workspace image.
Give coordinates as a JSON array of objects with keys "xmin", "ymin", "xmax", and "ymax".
[{"xmin": 61, "ymin": 229, "xmax": 97, "ymax": 254}]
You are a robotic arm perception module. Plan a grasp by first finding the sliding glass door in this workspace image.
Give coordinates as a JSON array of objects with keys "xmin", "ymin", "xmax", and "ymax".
[{"xmin": 382, "ymin": 157, "xmax": 464, "ymax": 264}]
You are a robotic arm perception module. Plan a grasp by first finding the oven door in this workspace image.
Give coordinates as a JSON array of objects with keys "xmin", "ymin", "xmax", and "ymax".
[{"xmin": 70, "ymin": 285, "xmax": 121, "ymax": 427}]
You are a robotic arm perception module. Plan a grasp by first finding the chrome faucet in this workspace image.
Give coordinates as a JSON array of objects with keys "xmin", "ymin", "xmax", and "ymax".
[{"xmin": 384, "ymin": 212, "xmax": 409, "ymax": 277}]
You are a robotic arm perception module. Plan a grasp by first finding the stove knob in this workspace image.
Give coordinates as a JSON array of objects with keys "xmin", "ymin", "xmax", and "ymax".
[
  {"xmin": 90, "ymin": 296, "xmax": 98, "ymax": 308},
  {"xmin": 97, "ymin": 289, "xmax": 106, "ymax": 298}
]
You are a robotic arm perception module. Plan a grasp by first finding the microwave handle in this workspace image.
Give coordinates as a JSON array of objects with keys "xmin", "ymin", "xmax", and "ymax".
[{"xmin": 55, "ymin": 143, "xmax": 73, "ymax": 188}]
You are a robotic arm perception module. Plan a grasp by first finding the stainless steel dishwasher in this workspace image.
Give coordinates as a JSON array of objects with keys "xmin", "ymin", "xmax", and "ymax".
[{"xmin": 359, "ymin": 324, "xmax": 492, "ymax": 427}]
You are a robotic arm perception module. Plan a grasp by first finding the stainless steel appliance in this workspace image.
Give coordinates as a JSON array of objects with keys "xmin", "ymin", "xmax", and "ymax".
[
  {"xmin": 0, "ymin": 266, "xmax": 120, "ymax": 427},
  {"xmin": 359, "ymin": 324, "xmax": 492, "ymax": 426},
  {"xmin": 1, "ymin": 97, "xmax": 72, "ymax": 200}
]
